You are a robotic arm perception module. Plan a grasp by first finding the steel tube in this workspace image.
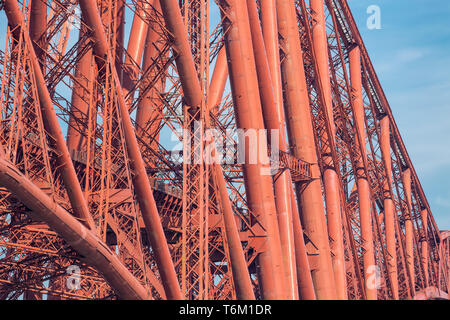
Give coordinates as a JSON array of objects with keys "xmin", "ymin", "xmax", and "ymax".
[
  {"xmin": 310, "ymin": 0, "xmax": 346, "ymax": 299},
  {"xmin": 4, "ymin": 0, "xmax": 96, "ymax": 231},
  {"xmin": 290, "ymin": 186, "xmax": 317, "ymax": 300},
  {"xmin": 159, "ymin": 0, "xmax": 202, "ymax": 109},
  {"xmin": 276, "ymin": 0, "xmax": 336, "ymax": 300},
  {"xmin": 349, "ymin": 45, "xmax": 377, "ymax": 300},
  {"xmin": 220, "ymin": 0, "xmax": 286, "ymax": 299},
  {"xmin": 421, "ymin": 208, "xmax": 429, "ymax": 287},
  {"xmin": 67, "ymin": 21, "xmax": 94, "ymax": 151},
  {"xmin": 136, "ymin": 0, "xmax": 166, "ymax": 148},
  {"xmin": 247, "ymin": 0, "xmax": 296, "ymax": 299},
  {"xmin": 260, "ymin": 0, "xmax": 284, "ymax": 122},
  {"xmin": 207, "ymin": 51, "xmax": 255, "ymax": 300},
  {"xmin": 213, "ymin": 163, "xmax": 255, "ymax": 299},
  {"xmin": 207, "ymin": 47, "xmax": 228, "ymax": 115},
  {"xmin": 30, "ymin": 0, "xmax": 47, "ymax": 65},
  {"xmin": 403, "ymin": 168, "xmax": 415, "ymax": 289},
  {"xmin": 122, "ymin": 0, "xmax": 153, "ymax": 93}
]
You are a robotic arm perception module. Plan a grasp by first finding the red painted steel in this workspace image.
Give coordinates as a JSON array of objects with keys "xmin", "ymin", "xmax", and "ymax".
[
  {"xmin": 247, "ymin": 0, "xmax": 297, "ymax": 299},
  {"xmin": 78, "ymin": 0, "xmax": 183, "ymax": 300},
  {"xmin": 380, "ymin": 116, "xmax": 399, "ymax": 299},
  {"xmin": 0, "ymin": 156, "xmax": 150, "ymax": 299},
  {"xmin": 220, "ymin": 0, "xmax": 286, "ymax": 299},
  {"xmin": 4, "ymin": 0, "xmax": 96, "ymax": 231},
  {"xmin": 0, "ymin": 0, "xmax": 446, "ymax": 301},
  {"xmin": 276, "ymin": 0, "xmax": 336, "ymax": 300}
]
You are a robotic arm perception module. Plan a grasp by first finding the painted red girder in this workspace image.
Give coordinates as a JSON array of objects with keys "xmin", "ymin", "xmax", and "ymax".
[{"xmin": 0, "ymin": 0, "xmax": 447, "ymax": 300}]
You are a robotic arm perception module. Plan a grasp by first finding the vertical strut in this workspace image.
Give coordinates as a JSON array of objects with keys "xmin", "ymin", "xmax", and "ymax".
[
  {"xmin": 220, "ymin": 0, "xmax": 286, "ymax": 299},
  {"xmin": 310, "ymin": 0, "xmax": 346, "ymax": 299},
  {"xmin": 208, "ymin": 30, "xmax": 255, "ymax": 301},
  {"xmin": 77, "ymin": 0, "xmax": 183, "ymax": 300},
  {"xmin": 246, "ymin": 0, "xmax": 296, "ymax": 300},
  {"xmin": 380, "ymin": 116, "xmax": 399, "ymax": 299}
]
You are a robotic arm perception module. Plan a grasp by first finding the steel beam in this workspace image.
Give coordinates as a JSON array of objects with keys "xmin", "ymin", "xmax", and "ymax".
[
  {"xmin": 310, "ymin": 0, "xmax": 346, "ymax": 300},
  {"xmin": 247, "ymin": 0, "xmax": 296, "ymax": 300},
  {"xmin": 349, "ymin": 45, "xmax": 376, "ymax": 300},
  {"xmin": 77, "ymin": 0, "xmax": 183, "ymax": 300},
  {"xmin": 0, "ymin": 157, "xmax": 150, "ymax": 300},
  {"xmin": 380, "ymin": 116, "xmax": 399, "ymax": 299},
  {"xmin": 4, "ymin": 0, "xmax": 96, "ymax": 231},
  {"xmin": 220, "ymin": 0, "xmax": 286, "ymax": 299},
  {"xmin": 402, "ymin": 168, "xmax": 415, "ymax": 290}
]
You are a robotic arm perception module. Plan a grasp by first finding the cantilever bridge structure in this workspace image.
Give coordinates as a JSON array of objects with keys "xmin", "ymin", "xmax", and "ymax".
[{"xmin": 0, "ymin": 0, "xmax": 448, "ymax": 300}]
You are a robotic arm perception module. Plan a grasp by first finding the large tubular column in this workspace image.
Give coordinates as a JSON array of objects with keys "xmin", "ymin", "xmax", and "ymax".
[
  {"xmin": 207, "ymin": 47, "xmax": 227, "ymax": 114},
  {"xmin": 349, "ymin": 45, "xmax": 376, "ymax": 300},
  {"xmin": 310, "ymin": 0, "xmax": 346, "ymax": 299},
  {"xmin": 260, "ymin": 0, "xmax": 283, "ymax": 120},
  {"xmin": 421, "ymin": 208, "xmax": 429, "ymax": 287},
  {"xmin": 159, "ymin": 0, "xmax": 202, "ymax": 108},
  {"xmin": 276, "ymin": 0, "xmax": 336, "ymax": 299},
  {"xmin": 0, "ymin": 157, "xmax": 150, "ymax": 300},
  {"xmin": 29, "ymin": 0, "xmax": 47, "ymax": 65},
  {"xmin": 247, "ymin": 0, "xmax": 296, "ymax": 299},
  {"xmin": 122, "ymin": 0, "xmax": 153, "ymax": 93},
  {"xmin": 77, "ymin": 0, "xmax": 182, "ymax": 300},
  {"xmin": 4, "ymin": 0, "xmax": 96, "ymax": 231},
  {"xmin": 220, "ymin": 0, "xmax": 287, "ymax": 299},
  {"xmin": 402, "ymin": 168, "xmax": 415, "ymax": 290},
  {"xmin": 67, "ymin": 21, "xmax": 94, "ymax": 151},
  {"xmin": 259, "ymin": 0, "xmax": 314, "ymax": 299},
  {"xmin": 379, "ymin": 116, "xmax": 399, "ymax": 299},
  {"xmin": 207, "ymin": 50, "xmax": 255, "ymax": 300}
]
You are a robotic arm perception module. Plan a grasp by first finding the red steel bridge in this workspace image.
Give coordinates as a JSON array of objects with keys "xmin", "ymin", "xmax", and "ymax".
[{"xmin": 0, "ymin": 0, "xmax": 448, "ymax": 300}]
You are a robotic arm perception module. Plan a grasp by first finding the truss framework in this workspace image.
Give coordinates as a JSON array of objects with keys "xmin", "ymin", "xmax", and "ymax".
[{"xmin": 0, "ymin": 0, "xmax": 447, "ymax": 300}]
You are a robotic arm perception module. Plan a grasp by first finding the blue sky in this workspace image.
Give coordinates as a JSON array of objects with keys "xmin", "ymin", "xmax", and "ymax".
[{"xmin": 348, "ymin": 0, "xmax": 450, "ymax": 229}]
